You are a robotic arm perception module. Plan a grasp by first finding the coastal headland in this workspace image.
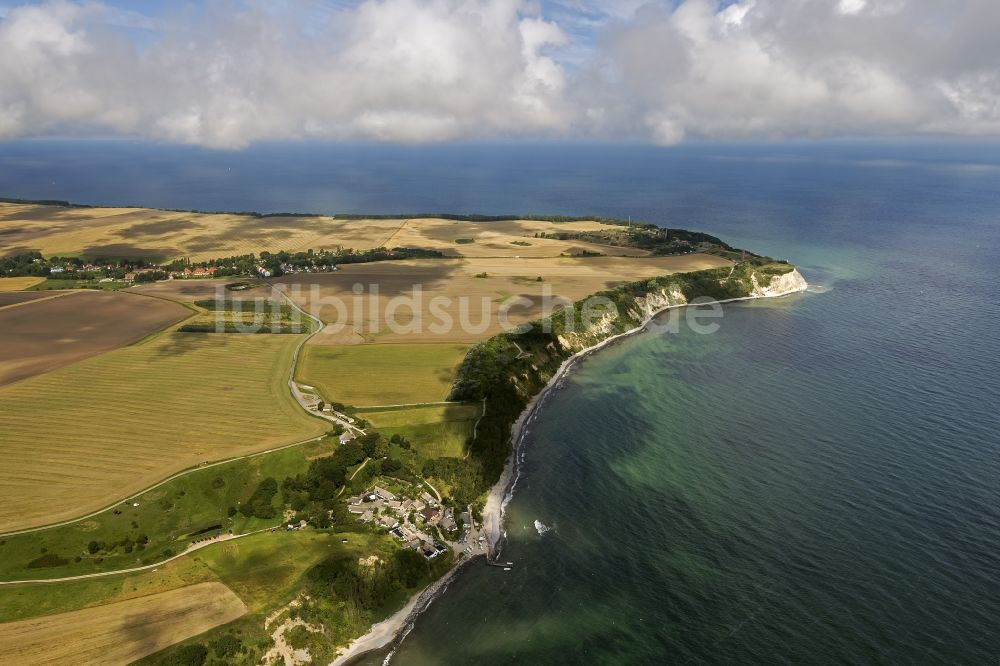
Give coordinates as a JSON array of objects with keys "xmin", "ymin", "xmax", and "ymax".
[{"xmin": 0, "ymin": 199, "xmax": 804, "ymax": 665}]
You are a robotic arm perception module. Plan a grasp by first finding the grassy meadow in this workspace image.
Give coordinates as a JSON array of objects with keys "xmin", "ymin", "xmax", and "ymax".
[
  {"xmin": 0, "ymin": 332, "xmax": 328, "ymax": 532},
  {"xmin": 0, "ymin": 529, "xmax": 365, "ymax": 623},
  {"xmin": 0, "ymin": 530, "xmax": 401, "ymax": 666},
  {"xmin": 0, "ymin": 438, "xmax": 336, "ymax": 581},
  {"xmin": 297, "ymin": 342, "xmax": 470, "ymax": 406},
  {"xmin": 361, "ymin": 403, "xmax": 480, "ymax": 458}
]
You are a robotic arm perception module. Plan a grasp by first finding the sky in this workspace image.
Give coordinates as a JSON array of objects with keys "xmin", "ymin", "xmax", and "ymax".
[{"xmin": 0, "ymin": 0, "xmax": 998, "ymax": 149}]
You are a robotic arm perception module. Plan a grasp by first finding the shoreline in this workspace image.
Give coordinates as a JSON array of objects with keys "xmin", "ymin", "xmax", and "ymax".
[
  {"xmin": 328, "ymin": 269, "xmax": 808, "ymax": 664},
  {"xmin": 331, "ymin": 555, "xmax": 479, "ymax": 666},
  {"xmin": 482, "ymin": 269, "xmax": 810, "ymax": 554}
]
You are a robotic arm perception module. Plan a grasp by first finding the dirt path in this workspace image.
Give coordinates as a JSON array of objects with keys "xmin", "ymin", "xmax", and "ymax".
[
  {"xmin": 267, "ymin": 281, "xmax": 365, "ymax": 435},
  {"xmin": 0, "ymin": 527, "xmax": 274, "ymax": 585},
  {"xmin": 355, "ymin": 400, "xmax": 459, "ymax": 409},
  {"xmin": 0, "ymin": 433, "xmax": 326, "ymax": 538}
]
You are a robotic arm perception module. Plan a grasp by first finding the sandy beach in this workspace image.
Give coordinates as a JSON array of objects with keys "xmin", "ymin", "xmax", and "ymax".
[{"xmin": 330, "ymin": 556, "xmax": 477, "ymax": 666}]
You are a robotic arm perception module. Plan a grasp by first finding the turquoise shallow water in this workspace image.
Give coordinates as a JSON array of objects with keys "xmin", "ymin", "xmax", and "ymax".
[{"xmin": 2, "ymin": 140, "xmax": 998, "ymax": 663}]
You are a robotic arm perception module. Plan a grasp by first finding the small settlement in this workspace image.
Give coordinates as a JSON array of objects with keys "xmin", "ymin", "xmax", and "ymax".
[{"xmin": 346, "ymin": 484, "xmax": 486, "ymax": 559}]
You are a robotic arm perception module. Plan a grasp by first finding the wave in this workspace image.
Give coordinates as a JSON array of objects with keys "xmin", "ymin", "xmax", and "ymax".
[{"xmin": 534, "ymin": 520, "xmax": 552, "ymax": 535}]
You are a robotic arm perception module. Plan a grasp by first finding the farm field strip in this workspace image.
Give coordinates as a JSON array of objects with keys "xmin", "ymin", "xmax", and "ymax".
[
  {"xmin": 0, "ymin": 290, "xmax": 73, "ymax": 309},
  {"xmin": 0, "ymin": 582, "xmax": 247, "ymax": 665},
  {"xmin": 0, "ymin": 439, "xmax": 334, "ymax": 580},
  {"xmin": 281, "ymin": 254, "xmax": 732, "ymax": 344},
  {"xmin": 0, "ymin": 203, "xmax": 648, "ymax": 262},
  {"xmin": 0, "ymin": 289, "xmax": 191, "ymax": 386},
  {"xmin": 296, "ymin": 342, "xmax": 470, "ymax": 407},
  {"xmin": 0, "ymin": 526, "xmax": 362, "ymax": 625},
  {"xmin": 0, "ymin": 332, "xmax": 328, "ymax": 532},
  {"xmin": 0, "ymin": 277, "xmax": 45, "ymax": 291}
]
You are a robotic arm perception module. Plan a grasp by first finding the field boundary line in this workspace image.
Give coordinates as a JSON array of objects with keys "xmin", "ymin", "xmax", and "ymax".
[
  {"xmin": 116, "ymin": 288, "xmax": 201, "ymax": 347},
  {"xmin": 0, "ymin": 289, "xmax": 78, "ymax": 311},
  {"xmin": 353, "ymin": 401, "xmax": 463, "ymax": 410},
  {"xmin": 0, "ymin": 434, "xmax": 326, "ymax": 538},
  {"xmin": 376, "ymin": 218, "xmax": 409, "ymax": 248}
]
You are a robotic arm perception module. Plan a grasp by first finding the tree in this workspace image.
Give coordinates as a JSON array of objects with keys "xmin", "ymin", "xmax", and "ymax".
[{"xmin": 170, "ymin": 644, "xmax": 208, "ymax": 666}]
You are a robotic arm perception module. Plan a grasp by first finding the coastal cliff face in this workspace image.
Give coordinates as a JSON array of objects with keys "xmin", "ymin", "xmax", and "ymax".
[
  {"xmin": 557, "ymin": 268, "xmax": 807, "ymax": 353},
  {"xmin": 448, "ymin": 262, "xmax": 807, "ymax": 491},
  {"xmin": 751, "ymin": 268, "xmax": 808, "ymax": 298}
]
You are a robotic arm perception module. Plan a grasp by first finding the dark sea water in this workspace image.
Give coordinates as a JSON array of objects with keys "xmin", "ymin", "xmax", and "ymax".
[{"xmin": 2, "ymin": 139, "xmax": 999, "ymax": 663}]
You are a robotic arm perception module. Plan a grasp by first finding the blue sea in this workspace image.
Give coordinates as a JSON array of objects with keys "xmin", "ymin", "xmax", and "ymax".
[{"xmin": 2, "ymin": 139, "xmax": 998, "ymax": 663}]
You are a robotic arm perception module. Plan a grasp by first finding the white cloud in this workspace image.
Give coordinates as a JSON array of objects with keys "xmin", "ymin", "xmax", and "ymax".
[
  {"xmin": 0, "ymin": 0, "xmax": 999, "ymax": 147},
  {"xmin": 0, "ymin": 0, "xmax": 571, "ymax": 147},
  {"xmin": 593, "ymin": 0, "xmax": 1000, "ymax": 143}
]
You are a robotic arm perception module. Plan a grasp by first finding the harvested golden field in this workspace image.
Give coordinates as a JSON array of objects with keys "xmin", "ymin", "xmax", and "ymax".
[
  {"xmin": 297, "ymin": 343, "xmax": 469, "ymax": 406},
  {"xmin": 0, "ymin": 290, "xmax": 190, "ymax": 386},
  {"xmin": 0, "ymin": 203, "xmax": 345, "ymax": 261},
  {"xmin": 0, "ymin": 202, "xmax": 628, "ymax": 261},
  {"xmin": 281, "ymin": 254, "xmax": 731, "ymax": 344},
  {"xmin": 0, "ymin": 277, "xmax": 44, "ymax": 291},
  {"xmin": 0, "ymin": 332, "xmax": 327, "ymax": 532},
  {"xmin": 0, "ymin": 582, "xmax": 246, "ymax": 666},
  {"xmin": 375, "ymin": 217, "xmax": 640, "ymax": 257}
]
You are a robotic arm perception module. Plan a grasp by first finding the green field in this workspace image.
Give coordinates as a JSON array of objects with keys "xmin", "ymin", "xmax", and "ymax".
[
  {"xmin": 0, "ymin": 332, "xmax": 329, "ymax": 533},
  {"xmin": 362, "ymin": 403, "xmax": 480, "ymax": 458},
  {"xmin": 177, "ymin": 297, "xmax": 315, "ymax": 334},
  {"xmin": 0, "ymin": 529, "xmax": 382, "ymax": 624},
  {"xmin": 0, "ymin": 438, "xmax": 337, "ymax": 581},
  {"xmin": 297, "ymin": 342, "xmax": 470, "ymax": 406}
]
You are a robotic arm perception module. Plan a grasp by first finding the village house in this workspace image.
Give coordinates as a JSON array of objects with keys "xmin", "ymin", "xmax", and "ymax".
[
  {"xmin": 347, "ymin": 505, "xmax": 365, "ymax": 515},
  {"xmin": 439, "ymin": 508, "xmax": 457, "ymax": 532},
  {"xmin": 378, "ymin": 515, "xmax": 398, "ymax": 530},
  {"xmin": 374, "ymin": 486, "xmax": 397, "ymax": 502},
  {"xmin": 123, "ymin": 272, "xmax": 137, "ymax": 283},
  {"xmin": 420, "ymin": 492, "xmax": 437, "ymax": 506}
]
